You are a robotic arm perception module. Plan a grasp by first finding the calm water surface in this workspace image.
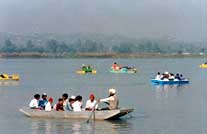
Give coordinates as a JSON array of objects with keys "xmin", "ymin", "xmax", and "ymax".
[{"xmin": 0, "ymin": 58, "xmax": 207, "ymax": 134}]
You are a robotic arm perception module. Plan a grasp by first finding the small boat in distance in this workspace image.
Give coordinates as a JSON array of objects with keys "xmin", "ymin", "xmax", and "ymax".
[
  {"xmin": 199, "ymin": 63, "xmax": 207, "ymax": 68},
  {"xmin": 76, "ymin": 64, "xmax": 97, "ymax": 74},
  {"xmin": 19, "ymin": 107, "xmax": 134, "ymax": 120},
  {"xmin": 151, "ymin": 79, "xmax": 189, "ymax": 85},
  {"xmin": 76, "ymin": 70, "xmax": 97, "ymax": 74},
  {"xmin": 110, "ymin": 68, "xmax": 137, "ymax": 74},
  {"xmin": 0, "ymin": 74, "xmax": 20, "ymax": 81}
]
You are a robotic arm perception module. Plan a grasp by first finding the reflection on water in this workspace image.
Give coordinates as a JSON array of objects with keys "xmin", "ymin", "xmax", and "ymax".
[
  {"xmin": 0, "ymin": 81, "xmax": 19, "ymax": 86},
  {"xmin": 28, "ymin": 118, "xmax": 132, "ymax": 134},
  {"xmin": 152, "ymin": 84, "xmax": 189, "ymax": 100}
]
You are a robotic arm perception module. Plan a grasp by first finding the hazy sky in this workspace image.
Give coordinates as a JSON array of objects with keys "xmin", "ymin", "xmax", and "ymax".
[{"xmin": 0, "ymin": 0, "xmax": 207, "ymax": 41}]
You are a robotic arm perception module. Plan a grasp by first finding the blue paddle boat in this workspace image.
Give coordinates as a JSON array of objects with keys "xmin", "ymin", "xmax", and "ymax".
[{"xmin": 151, "ymin": 79, "xmax": 189, "ymax": 85}]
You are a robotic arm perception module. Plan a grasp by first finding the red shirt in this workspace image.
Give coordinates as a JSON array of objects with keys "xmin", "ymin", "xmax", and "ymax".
[{"xmin": 56, "ymin": 103, "xmax": 64, "ymax": 111}]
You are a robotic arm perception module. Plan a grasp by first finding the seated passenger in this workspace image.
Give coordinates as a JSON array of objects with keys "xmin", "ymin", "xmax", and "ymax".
[
  {"xmin": 169, "ymin": 73, "xmax": 175, "ymax": 80},
  {"xmin": 72, "ymin": 95, "xmax": 83, "ymax": 112},
  {"xmin": 29, "ymin": 94, "xmax": 40, "ymax": 109},
  {"xmin": 111, "ymin": 62, "xmax": 120, "ymax": 70},
  {"xmin": 86, "ymin": 65, "xmax": 92, "ymax": 72},
  {"xmin": 67, "ymin": 96, "xmax": 75, "ymax": 111},
  {"xmin": 155, "ymin": 72, "xmax": 161, "ymax": 80},
  {"xmin": 62, "ymin": 93, "xmax": 69, "ymax": 111},
  {"xmin": 175, "ymin": 73, "xmax": 181, "ymax": 80},
  {"xmin": 81, "ymin": 64, "xmax": 87, "ymax": 72},
  {"xmin": 45, "ymin": 97, "xmax": 53, "ymax": 111},
  {"xmin": 38, "ymin": 93, "xmax": 48, "ymax": 109},
  {"xmin": 56, "ymin": 98, "xmax": 64, "ymax": 111},
  {"xmin": 98, "ymin": 88, "xmax": 119, "ymax": 110},
  {"xmin": 85, "ymin": 94, "xmax": 98, "ymax": 111}
]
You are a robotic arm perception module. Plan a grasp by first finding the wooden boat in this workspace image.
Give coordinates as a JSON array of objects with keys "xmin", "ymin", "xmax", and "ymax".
[
  {"xmin": 76, "ymin": 70, "xmax": 97, "ymax": 74},
  {"xmin": 19, "ymin": 107, "xmax": 134, "ymax": 120},
  {"xmin": 0, "ymin": 74, "xmax": 20, "ymax": 81},
  {"xmin": 199, "ymin": 64, "xmax": 207, "ymax": 68},
  {"xmin": 151, "ymin": 79, "xmax": 189, "ymax": 85},
  {"xmin": 110, "ymin": 68, "xmax": 137, "ymax": 74}
]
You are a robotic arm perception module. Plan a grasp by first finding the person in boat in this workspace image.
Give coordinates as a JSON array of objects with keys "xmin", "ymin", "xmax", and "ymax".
[
  {"xmin": 38, "ymin": 93, "xmax": 48, "ymax": 109},
  {"xmin": 111, "ymin": 62, "xmax": 120, "ymax": 71},
  {"xmin": 29, "ymin": 94, "xmax": 40, "ymax": 109},
  {"xmin": 62, "ymin": 93, "xmax": 69, "ymax": 111},
  {"xmin": 155, "ymin": 72, "xmax": 161, "ymax": 80},
  {"xmin": 169, "ymin": 73, "xmax": 175, "ymax": 80},
  {"xmin": 81, "ymin": 64, "xmax": 87, "ymax": 72},
  {"xmin": 162, "ymin": 72, "xmax": 170, "ymax": 80},
  {"xmin": 86, "ymin": 65, "xmax": 92, "ymax": 73},
  {"xmin": 98, "ymin": 88, "xmax": 119, "ymax": 110},
  {"xmin": 85, "ymin": 93, "xmax": 98, "ymax": 111},
  {"xmin": 45, "ymin": 97, "xmax": 53, "ymax": 111},
  {"xmin": 175, "ymin": 73, "xmax": 181, "ymax": 80},
  {"xmin": 55, "ymin": 98, "xmax": 64, "ymax": 111},
  {"xmin": 72, "ymin": 95, "xmax": 83, "ymax": 112},
  {"xmin": 67, "ymin": 95, "xmax": 76, "ymax": 111}
]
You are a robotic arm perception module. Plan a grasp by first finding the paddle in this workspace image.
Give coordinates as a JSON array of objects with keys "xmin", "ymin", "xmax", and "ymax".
[{"xmin": 86, "ymin": 102, "xmax": 98, "ymax": 123}]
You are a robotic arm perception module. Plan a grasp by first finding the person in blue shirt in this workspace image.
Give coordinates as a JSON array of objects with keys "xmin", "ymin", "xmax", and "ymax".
[{"xmin": 38, "ymin": 93, "xmax": 48, "ymax": 109}]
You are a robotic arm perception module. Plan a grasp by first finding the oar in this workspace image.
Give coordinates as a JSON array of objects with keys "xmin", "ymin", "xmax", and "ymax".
[{"xmin": 86, "ymin": 102, "xmax": 98, "ymax": 123}]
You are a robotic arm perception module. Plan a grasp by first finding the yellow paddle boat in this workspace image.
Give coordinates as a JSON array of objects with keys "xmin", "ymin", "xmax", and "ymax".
[
  {"xmin": 199, "ymin": 63, "xmax": 207, "ymax": 68},
  {"xmin": 0, "ymin": 74, "xmax": 20, "ymax": 81},
  {"xmin": 76, "ymin": 70, "xmax": 97, "ymax": 74}
]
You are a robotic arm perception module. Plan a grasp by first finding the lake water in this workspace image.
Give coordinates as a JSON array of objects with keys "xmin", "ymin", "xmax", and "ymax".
[{"xmin": 0, "ymin": 58, "xmax": 207, "ymax": 134}]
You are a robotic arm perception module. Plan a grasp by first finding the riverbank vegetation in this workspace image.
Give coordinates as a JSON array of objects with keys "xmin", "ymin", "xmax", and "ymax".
[{"xmin": 0, "ymin": 33, "xmax": 206, "ymax": 58}]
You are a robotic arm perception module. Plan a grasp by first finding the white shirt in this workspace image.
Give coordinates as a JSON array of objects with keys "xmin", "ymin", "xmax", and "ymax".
[
  {"xmin": 29, "ymin": 99, "xmax": 38, "ymax": 108},
  {"xmin": 100, "ymin": 96, "xmax": 115, "ymax": 102},
  {"xmin": 72, "ymin": 101, "xmax": 82, "ymax": 112},
  {"xmin": 45, "ymin": 102, "xmax": 52, "ymax": 111},
  {"xmin": 155, "ymin": 75, "xmax": 161, "ymax": 80},
  {"xmin": 85, "ymin": 100, "xmax": 98, "ymax": 109}
]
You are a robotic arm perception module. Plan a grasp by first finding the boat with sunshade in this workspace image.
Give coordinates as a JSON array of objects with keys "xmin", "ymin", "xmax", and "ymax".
[{"xmin": 19, "ymin": 107, "xmax": 134, "ymax": 120}]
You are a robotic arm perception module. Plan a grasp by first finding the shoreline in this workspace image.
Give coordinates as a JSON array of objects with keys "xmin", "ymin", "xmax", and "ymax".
[{"xmin": 0, "ymin": 52, "xmax": 207, "ymax": 58}]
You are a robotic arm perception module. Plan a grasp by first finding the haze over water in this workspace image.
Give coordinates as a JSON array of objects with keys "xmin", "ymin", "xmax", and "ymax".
[{"xmin": 0, "ymin": 58, "xmax": 206, "ymax": 134}]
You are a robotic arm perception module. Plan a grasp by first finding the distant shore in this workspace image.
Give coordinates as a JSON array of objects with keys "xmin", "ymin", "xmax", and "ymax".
[{"xmin": 0, "ymin": 52, "xmax": 206, "ymax": 58}]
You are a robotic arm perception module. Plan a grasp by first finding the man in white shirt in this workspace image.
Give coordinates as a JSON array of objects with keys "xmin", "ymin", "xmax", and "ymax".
[
  {"xmin": 29, "ymin": 94, "xmax": 40, "ymax": 109},
  {"xmin": 72, "ymin": 95, "xmax": 83, "ymax": 112},
  {"xmin": 85, "ymin": 94, "xmax": 98, "ymax": 111},
  {"xmin": 45, "ymin": 97, "xmax": 53, "ymax": 111},
  {"xmin": 99, "ymin": 88, "xmax": 119, "ymax": 110}
]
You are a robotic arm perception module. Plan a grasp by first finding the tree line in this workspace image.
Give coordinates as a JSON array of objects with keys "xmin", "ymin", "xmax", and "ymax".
[{"xmin": 0, "ymin": 38, "xmax": 207, "ymax": 54}]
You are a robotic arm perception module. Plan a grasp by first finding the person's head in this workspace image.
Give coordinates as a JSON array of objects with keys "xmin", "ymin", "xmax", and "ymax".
[
  {"xmin": 34, "ymin": 94, "xmax": 40, "ymax": 100},
  {"xmin": 69, "ymin": 98, "xmax": 75, "ymax": 104},
  {"xmin": 48, "ymin": 97, "xmax": 53, "ymax": 104},
  {"xmin": 108, "ymin": 88, "xmax": 116, "ymax": 96},
  {"xmin": 114, "ymin": 62, "xmax": 117, "ymax": 64},
  {"xmin": 157, "ymin": 72, "xmax": 160, "ymax": 75},
  {"xmin": 89, "ymin": 94, "xmax": 95, "ymax": 101},
  {"xmin": 42, "ymin": 93, "xmax": 47, "ymax": 100},
  {"xmin": 75, "ymin": 95, "xmax": 82, "ymax": 102},
  {"xmin": 58, "ymin": 98, "xmax": 63, "ymax": 104},
  {"xmin": 62, "ymin": 93, "xmax": 68, "ymax": 100}
]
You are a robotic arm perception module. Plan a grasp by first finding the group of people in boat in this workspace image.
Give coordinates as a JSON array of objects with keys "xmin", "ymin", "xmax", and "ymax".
[
  {"xmin": 155, "ymin": 72, "xmax": 185, "ymax": 81},
  {"xmin": 111, "ymin": 62, "xmax": 136, "ymax": 71},
  {"xmin": 29, "ymin": 88, "xmax": 119, "ymax": 112},
  {"xmin": 81, "ymin": 64, "xmax": 93, "ymax": 72}
]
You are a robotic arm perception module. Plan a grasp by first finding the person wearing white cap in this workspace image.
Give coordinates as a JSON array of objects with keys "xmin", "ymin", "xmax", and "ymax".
[
  {"xmin": 65, "ymin": 95, "xmax": 76, "ymax": 111},
  {"xmin": 98, "ymin": 88, "xmax": 119, "ymax": 110}
]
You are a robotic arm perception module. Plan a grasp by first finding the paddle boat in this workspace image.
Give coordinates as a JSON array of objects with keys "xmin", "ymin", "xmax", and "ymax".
[
  {"xmin": 76, "ymin": 70, "xmax": 97, "ymax": 74},
  {"xmin": 151, "ymin": 78, "xmax": 189, "ymax": 85},
  {"xmin": 110, "ymin": 68, "xmax": 137, "ymax": 74},
  {"xmin": 199, "ymin": 63, "xmax": 207, "ymax": 68},
  {"xmin": 0, "ymin": 74, "xmax": 20, "ymax": 81},
  {"xmin": 19, "ymin": 107, "xmax": 134, "ymax": 120}
]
